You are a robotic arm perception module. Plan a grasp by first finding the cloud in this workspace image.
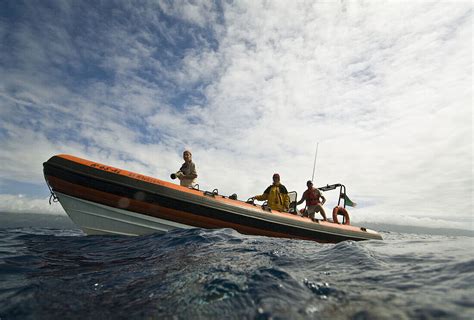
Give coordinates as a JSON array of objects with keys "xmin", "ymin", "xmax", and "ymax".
[
  {"xmin": 0, "ymin": 194, "xmax": 65, "ymax": 215},
  {"xmin": 158, "ymin": 0, "xmax": 221, "ymax": 28},
  {"xmin": 0, "ymin": 1, "xmax": 472, "ymax": 231}
]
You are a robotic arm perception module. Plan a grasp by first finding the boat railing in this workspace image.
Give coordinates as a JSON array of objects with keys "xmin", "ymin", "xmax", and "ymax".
[
  {"xmin": 202, "ymin": 188, "xmax": 241, "ymax": 202},
  {"xmin": 203, "ymin": 189, "xmax": 219, "ymax": 197},
  {"xmin": 318, "ymin": 183, "xmax": 348, "ymax": 208}
]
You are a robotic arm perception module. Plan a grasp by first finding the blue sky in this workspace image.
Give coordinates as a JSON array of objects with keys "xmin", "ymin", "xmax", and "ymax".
[{"xmin": 0, "ymin": 0, "xmax": 472, "ymax": 231}]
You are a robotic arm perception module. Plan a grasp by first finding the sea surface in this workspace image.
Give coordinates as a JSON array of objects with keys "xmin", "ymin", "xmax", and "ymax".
[{"xmin": 0, "ymin": 214, "xmax": 473, "ymax": 320}]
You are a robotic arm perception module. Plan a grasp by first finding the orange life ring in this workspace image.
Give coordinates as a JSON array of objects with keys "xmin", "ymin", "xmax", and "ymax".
[{"xmin": 332, "ymin": 206, "xmax": 350, "ymax": 225}]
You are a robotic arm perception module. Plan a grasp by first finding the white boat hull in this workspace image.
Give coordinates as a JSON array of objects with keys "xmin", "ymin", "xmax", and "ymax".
[{"xmin": 56, "ymin": 192, "xmax": 193, "ymax": 236}]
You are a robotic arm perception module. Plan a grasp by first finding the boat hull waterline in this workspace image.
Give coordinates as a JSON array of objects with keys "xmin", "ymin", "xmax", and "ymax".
[{"xmin": 43, "ymin": 154, "xmax": 383, "ymax": 243}]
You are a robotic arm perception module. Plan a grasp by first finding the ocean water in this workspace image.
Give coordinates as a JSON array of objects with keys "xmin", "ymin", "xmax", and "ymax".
[{"xmin": 0, "ymin": 217, "xmax": 473, "ymax": 319}]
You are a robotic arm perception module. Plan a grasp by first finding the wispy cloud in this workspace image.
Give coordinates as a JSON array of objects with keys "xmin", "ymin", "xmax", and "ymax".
[{"xmin": 0, "ymin": 0, "xmax": 471, "ymax": 230}]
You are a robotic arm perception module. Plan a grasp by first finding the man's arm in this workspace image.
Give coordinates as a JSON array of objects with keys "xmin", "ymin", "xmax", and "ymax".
[
  {"xmin": 185, "ymin": 162, "xmax": 198, "ymax": 179},
  {"xmin": 255, "ymin": 193, "xmax": 268, "ymax": 201},
  {"xmin": 179, "ymin": 163, "xmax": 198, "ymax": 180},
  {"xmin": 296, "ymin": 191, "xmax": 306, "ymax": 205},
  {"xmin": 318, "ymin": 189, "xmax": 326, "ymax": 205}
]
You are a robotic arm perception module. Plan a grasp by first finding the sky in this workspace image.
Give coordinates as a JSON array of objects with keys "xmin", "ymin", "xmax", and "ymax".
[{"xmin": 0, "ymin": 0, "xmax": 472, "ymax": 231}]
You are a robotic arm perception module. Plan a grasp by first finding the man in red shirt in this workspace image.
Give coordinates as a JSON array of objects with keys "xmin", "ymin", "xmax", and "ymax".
[{"xmin": 296, "ymin": 180, "xmax": 327, "ymax": 221}]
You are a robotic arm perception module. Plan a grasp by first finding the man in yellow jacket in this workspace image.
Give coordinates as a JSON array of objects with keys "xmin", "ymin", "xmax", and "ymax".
[{"xmin": 254, "ymin": 173, "xmax": 290, "ymax": 212}]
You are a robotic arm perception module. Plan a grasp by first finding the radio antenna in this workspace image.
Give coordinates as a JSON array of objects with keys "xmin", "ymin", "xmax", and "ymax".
[{"xmin": 311, "ymin": 142, "xmax": 319, "ymax": 182}]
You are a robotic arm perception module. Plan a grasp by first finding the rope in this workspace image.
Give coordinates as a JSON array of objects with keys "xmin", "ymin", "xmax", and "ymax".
[{"xmin": 44, "ymin": 173, "xmax": 58, "ymax": 205}]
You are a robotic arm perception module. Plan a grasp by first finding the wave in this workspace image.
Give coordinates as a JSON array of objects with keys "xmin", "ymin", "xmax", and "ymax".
[{"xmin": 0, "ymin": 227, "xmax": 472, "ymax": 319}]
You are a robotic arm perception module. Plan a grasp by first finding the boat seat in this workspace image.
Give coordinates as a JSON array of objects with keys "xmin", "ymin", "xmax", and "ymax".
[{"xmin": 288, "ymin": 191, "xmax": 297, "ymax": 214}]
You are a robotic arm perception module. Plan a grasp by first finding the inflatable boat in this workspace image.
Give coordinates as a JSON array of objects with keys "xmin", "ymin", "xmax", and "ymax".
[{"xmin": 43, "ymin": 154, "xmax": 382, "ymax": 243}]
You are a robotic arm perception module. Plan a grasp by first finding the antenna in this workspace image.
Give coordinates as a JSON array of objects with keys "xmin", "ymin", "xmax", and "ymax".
[{"xmin": 311, "ymin": 142, "xmax": 319, "ymax": 182}]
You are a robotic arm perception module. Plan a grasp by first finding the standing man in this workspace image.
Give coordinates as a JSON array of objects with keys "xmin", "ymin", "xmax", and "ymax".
[
  {"xmin": 253, "ymin": 173, "xmax": 290, "ymax": 212},
  {"xmin": 171, "ymin": 150, "xmax": 197, "ymax": 187},
  {"xmin": 296, "ymin": 180, "xmax": 327, "ymax": 221}
]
